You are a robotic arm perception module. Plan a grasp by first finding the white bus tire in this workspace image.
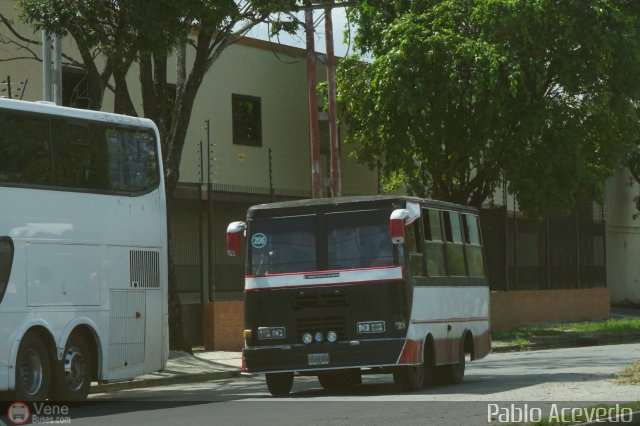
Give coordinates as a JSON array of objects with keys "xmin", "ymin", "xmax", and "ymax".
[
  {"xmin": 14, "ymin": 333, "xmax": 52, "ymax": 401},
  {"xmin": 52, "ymin": 334, "xmax": 92, "ymax": 401}
]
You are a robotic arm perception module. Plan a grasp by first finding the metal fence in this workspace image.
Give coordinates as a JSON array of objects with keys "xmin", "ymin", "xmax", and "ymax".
[{"xmin": 480, "ymin": 204, "xmax": 606, "ymax": 292}]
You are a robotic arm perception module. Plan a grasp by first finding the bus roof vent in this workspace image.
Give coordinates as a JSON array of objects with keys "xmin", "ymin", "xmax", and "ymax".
[{"xmin": 130, "ymin": 250, "xmax": 160, "ymax": 288}]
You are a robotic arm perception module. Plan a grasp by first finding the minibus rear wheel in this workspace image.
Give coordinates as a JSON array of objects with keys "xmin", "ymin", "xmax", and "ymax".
[
  {"xmin": 436, "ymin": 343, "xmax": 465, "ymax": 384},
  {"xmin": 266, "ymin": 372, "xmax": 294, "ymax": 397}
]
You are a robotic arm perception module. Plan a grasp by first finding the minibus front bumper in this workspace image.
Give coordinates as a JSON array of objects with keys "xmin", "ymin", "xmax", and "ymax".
[{"xmin": 243, "ymin": 338, "xmax": 406, "ymax": 374}]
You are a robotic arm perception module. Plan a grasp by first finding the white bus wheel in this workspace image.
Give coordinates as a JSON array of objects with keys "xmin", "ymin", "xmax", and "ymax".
[
  {"xmin": 14, "ymin": 333, "xmax": 52, "ymax": 401},
  {"xmin": 52, "ymin": 335, "xmax": 92, "ymax": 401},
  {"xmin": 265, "ymin": 372, "xmax": 294, "ymax": 397}
]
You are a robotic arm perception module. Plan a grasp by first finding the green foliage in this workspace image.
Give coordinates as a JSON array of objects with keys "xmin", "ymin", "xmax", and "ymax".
[
  {"xmin": 19, "ymin": 0, "xmax": 185, "ymax": 56},
  {"xmin": 338, "ymin": 0, "xmax": 640, "ymax": 218}
]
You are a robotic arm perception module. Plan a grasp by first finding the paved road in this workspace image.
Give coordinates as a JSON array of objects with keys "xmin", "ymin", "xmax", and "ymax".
[{"xmin": 56, "ymin": 344, "xmax": 640, "ymax": 425}]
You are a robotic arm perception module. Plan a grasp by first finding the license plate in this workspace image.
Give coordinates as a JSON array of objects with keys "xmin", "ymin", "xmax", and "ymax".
[{"xmin": 308, "ymin": 353, "xmax": 330, "ymax": 365}]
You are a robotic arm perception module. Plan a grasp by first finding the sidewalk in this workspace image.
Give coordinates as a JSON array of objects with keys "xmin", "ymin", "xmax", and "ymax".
[
  {"xmin": 90, "ymin": 309, "xmax": 640, "ymax": 395},
  {"xmin": 89, "ymin": 351, "xmax": 243, "ymax": 395}
]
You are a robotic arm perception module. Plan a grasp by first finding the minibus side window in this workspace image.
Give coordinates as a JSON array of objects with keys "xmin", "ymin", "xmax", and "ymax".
[
  {"xmin": 405, "ymin": 221, "xmax": 424, "ymax": 276},
  {"xmin": 443, "ymin": 211, "xmax": 467, "ymax": 276},
  {"xmin": 463, "ymin": 214, "xmax": 485, "ymax": 277},
  {"xmin": 422, "ymin": 209, "xmax": 447, "ymax": 276}
]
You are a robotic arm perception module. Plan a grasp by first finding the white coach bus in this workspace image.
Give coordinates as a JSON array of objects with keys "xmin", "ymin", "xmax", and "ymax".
[{"xmin": 0, "ymin": 99, "xmax": 169, "ymax": 401}]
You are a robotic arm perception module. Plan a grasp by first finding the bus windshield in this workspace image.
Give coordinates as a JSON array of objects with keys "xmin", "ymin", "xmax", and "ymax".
[
  {"xmin": 326, "ymin": 209, "xmax": 394, "ymax": 270},
  {"xmin": 249, "ymin": 209, "xmax": 394, "ymax": 276},
  {"xmin": 250, "ymin": 215, "xmax": 316, "ymax": 276}
]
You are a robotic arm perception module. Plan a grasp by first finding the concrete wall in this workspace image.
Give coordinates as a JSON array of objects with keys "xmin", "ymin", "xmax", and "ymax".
[
  {"xmin": 490, "ymin": 288, "xmax": 610, "ymax": 332},
  {"xmin": 605, "ymin": 169, "xmax": 640, "ymax": 304}
]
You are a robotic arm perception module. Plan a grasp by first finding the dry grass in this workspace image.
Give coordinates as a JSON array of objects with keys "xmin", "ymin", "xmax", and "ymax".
[{"xmin": 616, "ymin": 360, "xmax": 640, "ymax": 385}]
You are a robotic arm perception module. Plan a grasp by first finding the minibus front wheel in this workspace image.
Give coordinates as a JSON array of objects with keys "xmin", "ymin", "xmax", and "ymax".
[{"xmin": 393, "ymin": 363, "xmax": 424, "ymax": 391}]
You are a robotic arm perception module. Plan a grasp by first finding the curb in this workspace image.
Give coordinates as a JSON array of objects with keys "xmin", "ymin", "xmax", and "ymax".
[
  {"xmin": 492, "ymin": 334, "xmax": 640, "ymax": 353},
  {"xmin": 90, "ymin": 370, "xmax": 241, "ymax": 394}
]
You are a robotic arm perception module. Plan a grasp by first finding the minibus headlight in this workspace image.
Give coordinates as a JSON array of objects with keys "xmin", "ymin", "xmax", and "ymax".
[
  {"xmin": 357, "ymin": 321, "xmax": 385, "ymax": 334},
  {"xmin": 302, "ymin": 333, "xmax": 313, "ymax": 344},
  {"xmin": 327, "ymin": 331, "xmax": 338, "ymax": 343},
  {"xmin": 258, "ymin": 327, "xmax": 286, "ymax": 340},
  {"xmin": 314, "ymin": 331, "xmax": 324, "ymax": 343}
]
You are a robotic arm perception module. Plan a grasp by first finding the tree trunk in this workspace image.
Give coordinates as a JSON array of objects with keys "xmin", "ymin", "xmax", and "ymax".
[
  {"xmin": 165, "ymin": 195, "xmax": 191, "ymax": 352},
  {"xmin": 113, "ymin": 64, "xmax": 138, "ymax": 116}
]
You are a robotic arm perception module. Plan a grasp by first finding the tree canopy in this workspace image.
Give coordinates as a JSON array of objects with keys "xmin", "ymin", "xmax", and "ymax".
[{"xmin": 338, "ymin": 0, "xmax": 640, "ymax": 218}]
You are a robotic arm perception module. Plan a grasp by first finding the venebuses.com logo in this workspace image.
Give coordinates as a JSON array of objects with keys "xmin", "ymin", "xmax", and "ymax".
[
  {"xmin": 6, "ymin": 402, "xmax": 30, "ymax": 425},
  {"xmin": 5, "ymin": 402, "xmax": 71, "ymax": 425}
]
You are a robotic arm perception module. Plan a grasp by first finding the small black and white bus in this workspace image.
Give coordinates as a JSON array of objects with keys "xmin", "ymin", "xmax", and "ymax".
[{"xmin": 227, "ymin": 195, "xmax": 491, "ymax": 396}]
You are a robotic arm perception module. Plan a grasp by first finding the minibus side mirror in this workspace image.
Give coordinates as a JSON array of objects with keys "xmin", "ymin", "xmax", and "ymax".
[
  {"xmin": 390, "ymin": 209, "xmax": 410, "ymax": 244},
  {"xmin": 226, "ymin": 221, "xmax": 246, "ymax": 257}
]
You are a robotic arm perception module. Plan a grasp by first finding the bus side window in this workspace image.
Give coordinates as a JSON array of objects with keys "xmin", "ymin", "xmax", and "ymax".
[
  {"xmin": 0, "ymin": 110, "xmax": 53, "ymax": 185},
  {"xmin": 405, "ymin": 221, "xmax": 424, "ymax": 276},
  {"xmin": 52, "ymin": 120, "xmax": 107, "ymax": 190},
  {"xmin": 443, "ymin": 211, "xmax": 467, "ymax": 276},
  {"xmin": 422, "ymin": 209, "xmax": 446, "ymax": 276},
  {"xmin": 105, "ymin": 127, "xmax": 160, "ymax": 193},
  {"xmin": 463, "ymin": 214, "xmax": 485, "ymax": 277}
]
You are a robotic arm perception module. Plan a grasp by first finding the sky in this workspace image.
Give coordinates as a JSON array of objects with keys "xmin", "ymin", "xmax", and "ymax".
[{"xmin": 246, "ymin": 8, "xmax": 356, "ymax": 58}]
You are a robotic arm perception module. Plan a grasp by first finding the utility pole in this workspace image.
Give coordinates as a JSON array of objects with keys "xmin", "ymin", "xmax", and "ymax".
[
  {"xmin": 42, "ymin": 31, "xmax": 52, "ymax": 102},
  {"xmin": 303, "ymin": 1, "xmax": 353, "ymax": 198},
  {"xmin": 205, "ymin": 119, "xmax": 214, "ymax": 302},
  {"xmin": 324, "ymin": 1, "xmax": 341, "ymax": 197},
  {"xmin": 52, "ymin": 35, "xmax": 62, "ymax": 105},
  {"xmin": 305, "ymin": 9, "xmax": 323, "ymax": 198}
]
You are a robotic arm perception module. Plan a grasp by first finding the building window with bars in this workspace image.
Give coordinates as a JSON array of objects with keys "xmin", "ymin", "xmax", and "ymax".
[{"xmin": 232, "ymin": 94, "xmax": 262, "ymax": 147}]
